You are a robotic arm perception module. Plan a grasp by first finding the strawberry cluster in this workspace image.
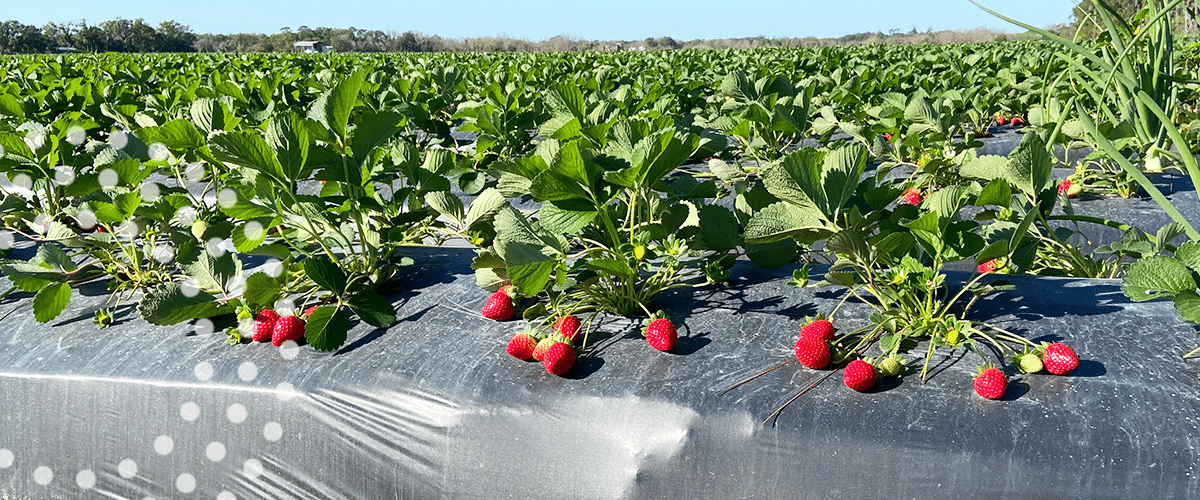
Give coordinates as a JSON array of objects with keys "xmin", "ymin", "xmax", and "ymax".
[
  {"xmin": 250, "ymin": 307, "xmax": 313, "ymax": 347},
  {"xmin": 484, "ymin": 284, "xmax": 681, "ymax": 377},
  {"xmin": 789, "ymin": 319, "xmax": 1081, "ymax": 399},
  {"xmin": 504, "ymin": 313, "xmax": 582, "ymax": 376},
  {"xmin": 972, "ymin": 342, "xmax": 1080, "ymax": 399}
]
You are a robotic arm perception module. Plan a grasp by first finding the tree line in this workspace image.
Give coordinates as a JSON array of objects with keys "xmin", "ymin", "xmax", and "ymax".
[{"xmin": 1, "ymin": 8, "xmax": 1194, "ymax": 55}]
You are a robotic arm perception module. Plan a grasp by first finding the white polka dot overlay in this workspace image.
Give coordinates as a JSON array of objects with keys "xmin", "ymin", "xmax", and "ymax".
[
  {"xmin": 217, "ymin": 491, "xmax": 237, "ymax": 500},
  {"xmin": 176, "ymin": 473, "xmax": 196, "ymax": 493},
  {"xmin": 33, "ymin": 466, "xmax": 53, "ymax": 486},
  {"xmin": 0, "ymin": 448, "xmax": 12, "ymax": 468},
  {"xmin": 180, "ymin": 401, "xmax": 200, "ymax": 421},
  {"xmin": 275, "ymin": 381, "xmax": 298, "ymax": 401},
  {"xmin": 243, "ymin": 459, "xmax": 263, "ymax": 479},
  {"xmin": 193, "ymin": 362, "xmax": 214, "ymax": 382},
  {"xmin": 263, "ymin": 422, "xmax": 283, "ymax": 442},
  {"xmin": 238, "ymin": 361, "xmax": 258, "ymax": 382},
  {"xmin": 227, "ymin": 404, "xmax": 247, "ymax": 424},
  {"xmin": 206, "ymin": 441, "xmax": 227, "ymax": 462},
  {"xmin": 279, "ymin": 340, "xmax": 300, "ymax": 360},
  {"xmin": 76, "ymin": 469, "xmax": 96, "ymax": 489},
  {"xmin": 117, "ymin": 459, "xmax": 138, "ymax": 478},
  {"xmin": 154, "ymin": 435, "xmax": 174, "ymax": 455}
]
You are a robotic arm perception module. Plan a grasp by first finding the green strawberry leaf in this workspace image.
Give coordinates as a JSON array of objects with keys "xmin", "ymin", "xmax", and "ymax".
[
  {"xmin": 1122, "ymin": 256, "xmax": 1197, "ymax": 302},
  {"xmin": 32, "ymin": 282, "xmax": 71, "ymax": 323},
  {"xmin": 242, "ymin": 272, "xmax": 283, "ymax": 309},
  {"xmin": 347, "ymin": 289, "xmax": 396, "ymax": 329},
  {"xmin": 1172, "ymin": 290, "xmax": 1200, "ymax": 324},
  {"xmin": 305, "ymin": 305, "xmax": 348, "ymax": 352},
  {"xmin": 303, "ymin": 256, "xmax": 347, "ymax": 295},
  {"xmin": 138, "ymin": 283, "xmax": 232, "ymax": 325}
]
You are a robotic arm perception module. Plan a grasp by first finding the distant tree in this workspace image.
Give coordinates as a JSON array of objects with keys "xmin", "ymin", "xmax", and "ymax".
[{"xmin": 0, "ymin": 21, "xmax": 48, "ymax": 53}]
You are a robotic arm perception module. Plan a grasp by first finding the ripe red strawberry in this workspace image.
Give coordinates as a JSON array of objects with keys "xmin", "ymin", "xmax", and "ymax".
[
  {"xmin": 543, "ymin": 342, "xmax": 576, "ymax": 376},
  {"xmin": 303, "ymin": 305, "xmax": 320, "ymax": 318},
  {"xmin": 497, "ymin": 284, "xmax": 514, "ymax": 296},
  {"xmin": 843, "ymin": 359, "xmax": 877, "ymax": 392},
  {"xmin": 996, "ymin": 115, "xmax": 1008, "ymax": 126},
  {"xmin": 1010, "ymin": 116, "xmax": 1026, "ymax": 126},
  {"xmin": 645, "ymin": 318, "xmax": 677, "ymax": 352},
  {"xmin": 884, "ymin": 133, "xmax": 892, "ymax": 141},
  {"xmin": 506, "ymin": 332, "xmax": 537, "ymax": 360},
  {"xmin": 553, "ymin": 315, "xmax": 582, "ymax": 342},
  {"xmin": 901, "ymin": 186, "xmax": 923, "ymax": 205},
  {"xmin": 977, "ymin": 259, "xmax": 1000, "ymax": 274},
  {"xmin": 1058, "ymin": 179, "xmax": 1072, "ymax": 196},
  {"xmin": 799, "ymin": 319, "xmax": 835, "ymax": 342},
  {"xmin": 974, "ymin": 366, "xmax": 1008, "ymax": 400},
  {"xmin": 532, "ymin": 337, "xmax": 555, "ymax": 362},
  {"xmin": 271, "ymin": 314, "xmax": 306, "ymax": 347},
  {"xmin": 794, "ymin": 335, "xmax": 831, "ymax": 369},
  {"xmin": 252, "ymin": 309, "xmax": 279, "ymax": 343},
  {"xmin": 481, "ymin": 291, "xmax": 515, "ymax": 321},
  {"xmin": 1041, "ymin": 343, "xmax": 1079, "ymax": 375}
]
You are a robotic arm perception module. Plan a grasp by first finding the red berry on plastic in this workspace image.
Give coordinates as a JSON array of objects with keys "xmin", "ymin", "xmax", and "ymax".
[
  {"xmin": 481, "ymin": 291, "xmax": 515, "ymax": 321},
  {"xmin": 794, "ymin": 335, "xmax": 831, "ymax": 369},
  {"xmin": 974, "ymin": 367, "xmax": 1008, "ymax": 400},
  {"xmin": 1042, "ymin": 343, "xmax": 1079, "ymax": 375},
  {"xmin": 252, "ymin": 309, "xmax": 279, "ymax": 343},
  {"xmin": 543, "ymin": 342, "xmax": 576, "ymax": 376},
  {"xmin": 271, "ymin": 315, "xmax": 306, "ymax": 347},
  {"xmin": 843, "ymin": 359, "xmax": 877, "ymax": 392},
  {"xmin": 645, "ymin": 318, "xmax": 678, "ymax": 352},
  {"xmin": 506, "ymin": 333, "xmax": 537, "ymax": 360}
]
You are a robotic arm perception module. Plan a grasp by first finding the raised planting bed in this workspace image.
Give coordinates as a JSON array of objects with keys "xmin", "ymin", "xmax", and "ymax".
[{"xmin": 0, "ymin": 247, "xmax": 1197, "ymax": 499}]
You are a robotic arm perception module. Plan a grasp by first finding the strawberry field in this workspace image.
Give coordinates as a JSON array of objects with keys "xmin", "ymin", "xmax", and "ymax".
[{"xmin": 2, "ymin": 2, "xmax": 1200, "ymax": 497}]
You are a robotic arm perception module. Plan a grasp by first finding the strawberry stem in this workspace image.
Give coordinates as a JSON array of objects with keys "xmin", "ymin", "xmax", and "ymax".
[{"xmin": 717, "ymin": 359, "xmax": 797, "ymax": 396}]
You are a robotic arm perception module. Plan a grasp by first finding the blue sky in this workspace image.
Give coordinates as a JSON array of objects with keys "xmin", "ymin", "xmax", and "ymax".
[{"xmin": 2, "ymin": 0, "xmax": 1077, "ymax": 41}]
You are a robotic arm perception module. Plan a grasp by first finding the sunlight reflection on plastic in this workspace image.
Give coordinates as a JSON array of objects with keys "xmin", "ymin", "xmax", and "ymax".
[
  {"xmin": 176, "ymin": 473, "xmax": 196, "ymax": 493},
  {"xmin": 206, "ymin": 442, "xmax": 226, "ymax": 462},
  {"xmin": 116, "ymin": 220, "xmax": 139, "ymax": 239},
  {"xmin": 176, "ymin": 206, "xmax": 197, "ymax": 226},
  {"xmin": 54, "ymin": 166, "xmax": 75, "ymax": 186},
  {"xmin": 140, "ymin": 182, "xmax": 160, "ymax": 202},
  {"xmin": 243, "ymin": 220, "xmax": 264, "ymax": 241},
  {"xmin": 153, "ymin": 244, "xmax": 175, "ymax": 264},
  {"xmin": 243, "ymin": 459, "xmax": 264, "ymax": 479},
  {"xmin": 180, "ymin": 401, "xmax": 200, "ymax": 421},
  {"xmin": 117, "ymin": 459, "xmax": 137, "ymax": 479},
  {"xmin": 217, "ymin": 188, "xmax": 237, "ymax": 209},
  {"xmin": 263, "ymin": 258, "xmax": 283, "ymax": 278},
  {"xmin": 33, "ymin": 466, "xmax": 52, "ymax": 486},
  {"xmin": 76, "ymin": 469, "xmax": 96, "ymax": 489},
  {"xmin": 279, "ymin": 340, "xmax": 300, "ymax": 360},
  {"xmin": 75, "ymin": 210, "xmax": 96, "ymax": 230},
  {"xmin": 275, "ymin": 381, "xmax": 298, "ymax": 401},
  {"xmin": 207, "ymin": 237, "xmax": 226, "ymax": 258},
  {"xmin": 149, "ymin": 142, "xmax": 169, "ymax": 161},
  {"xmin": 66, "ymin": 126, "xmax": 86, "ymax": 146},
  {"xmin": 184, "ymin": 163, "xmax": 205, "ymax": 183},
  {"xmin": 153, "ymin": 435, "xmax": 174, "ymax": 455},
  {"xmin": 0, "ymin": 231, "xmax": 13, "ymax": 251},
  {"xmin": 98, "ymin": 168, "xmax": 119, "ymax": 189},
  {"xmin": 11, "ymin": 173, "xmax": 33, "ymax": 191},
  {"xmin": 109, "ymin": 130, "xmax": 128, "ymax": 150},
  {"xmin": 193, "ymin": 318, "xmax": 214, "ymax": 337},
  {"xmin": 181, "ymin": 279, "xmax": 201, "ymax": 298},
  {"xmin": 24, "ymin": 131, "xmax": 44, "ymax": 150},
  {"xmin": 226, "ymin": 403, "xmax": 247, "ymax": 424},
  {"xmin": 263, "ymin": 421, "xmax": 283, "ymax": 442}
]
